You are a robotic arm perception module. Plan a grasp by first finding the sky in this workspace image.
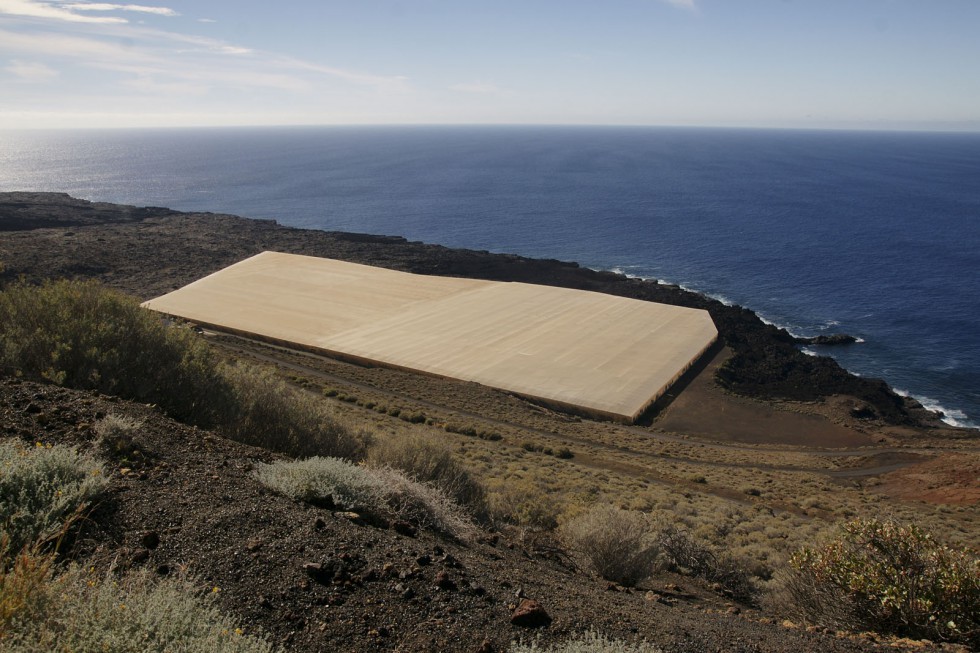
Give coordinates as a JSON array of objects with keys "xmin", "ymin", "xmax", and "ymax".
[{"xmin": 1, "ymin": 0, "xmax": 979, "ymax": 130}]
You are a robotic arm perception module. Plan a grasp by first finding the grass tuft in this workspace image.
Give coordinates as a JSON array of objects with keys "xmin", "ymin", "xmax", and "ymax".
[{"xmin": 510, "ymin": 630, "xmax": 663, "ymax": 652}]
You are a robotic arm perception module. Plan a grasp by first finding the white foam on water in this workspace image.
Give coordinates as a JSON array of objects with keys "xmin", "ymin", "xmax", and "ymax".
[
  {"xmin": 801, "ymin": 348, "xmax": 818, "ymax": 357},
  {"xmin": 895, "ymin": 389, "xmax": 977, "ymax": 429}
]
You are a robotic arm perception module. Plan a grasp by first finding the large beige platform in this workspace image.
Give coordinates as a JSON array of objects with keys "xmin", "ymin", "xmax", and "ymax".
[{"xmin": 142, "ymin": 251, "xmax": 717, "ymax": 422}]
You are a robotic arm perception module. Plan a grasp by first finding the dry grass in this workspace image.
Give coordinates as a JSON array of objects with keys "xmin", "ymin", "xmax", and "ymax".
[{"xmin": 560, "ymin": 504, "xmax": 660, "ymax": 587}]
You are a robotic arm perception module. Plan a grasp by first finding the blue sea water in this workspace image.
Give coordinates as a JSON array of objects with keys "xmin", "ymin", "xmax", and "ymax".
[{"xmin": 1, "ymin": 125, "xmax": 978, "ymax": 428}]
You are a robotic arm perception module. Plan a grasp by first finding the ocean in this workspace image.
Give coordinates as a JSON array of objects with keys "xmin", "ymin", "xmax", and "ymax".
[{"xmin": 2, "ymin": 125, "xmax": 978, "ymax": 428}]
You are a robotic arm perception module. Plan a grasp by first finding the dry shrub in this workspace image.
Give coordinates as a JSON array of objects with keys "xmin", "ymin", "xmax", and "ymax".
[
  {"xmin": 0, "ymin": 440, "xmax": 107, "ymax": 555},
  {"xmin": 254, "ymin": 457, "xmax": 476, "ymax": 540},
  {"xmin": 560, "ymin": 504, "xmax": 660, "ymax": 587},
  {"xmin": 368, "ymin": 432, "xmax": 485, "ymax": 514},
  {"xmin": 0, "ymin": 540, "xmax": 57, "ymax": 638},
  {"xmin": 658, "ymin": 525, "xmax": 756, "ymax": 604},
  {"xmin": 785, "ymin": 519, "xmax": 980, "ymax": 646},
  {"xmin": 3, "ymin": 566, "xmax": 279, "ymax": 652},
  {"xmin": 510, "ymin": 629, "xmax": 663, "ymax": 652},
  {"xmin": 218, "ymin": 363, "xmax": 367, "ymax": 461},
  {"xmin": 370, "ymin": 467, "xmax": 477, "ymax": 540},
  {"xmin": 487, "ymin": 479, "xmax": 563, "ymax": 531}
]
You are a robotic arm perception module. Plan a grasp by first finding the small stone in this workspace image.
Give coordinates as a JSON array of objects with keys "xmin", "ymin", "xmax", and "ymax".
[
  {"xmin": 131, "ymin": 549, "xmax": 149, "ymax": 564},
  {"xmin": 478, "ymin": 637, "xmax": 495, "ymax": 653},
  {"xmin": 416, "ymin": 554, "xmax": 432, "ymax": 566},
  {"xmin": 246, "ymin": 538, "xmax": 263, "ymax": 552},
  {"xmin": 434, "ymin": 570, "xmax": 457, "ymax": 591},
  {"xmin": 510, "ymin": 599, "xmax": 551, "ymax": 628},
  {"xmin": 727, "ymin": 606, "xmax": 741, "ymax": 615},
  {"xmin": 336, "ymin": 511, "xmax": 364, "ymax": 525},
  {"xmin": 304, "ymin": 562, "xmax": 332, "ymax": 584},
  {"xmin": 361, "ymin": 568, "xmax": 379, "ymax": 583},
  {"xmin": 313, "ymin": 516, "xmax": 327, "ymax": 531},
  {"xmin": 401, "ymin": 587, "xmax": 416, "ymax": 600}
]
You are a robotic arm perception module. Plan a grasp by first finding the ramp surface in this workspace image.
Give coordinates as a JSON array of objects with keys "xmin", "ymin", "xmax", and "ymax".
[{"xmin": 142, "ymin": 251, "xmax": 717, "ymax": 422}]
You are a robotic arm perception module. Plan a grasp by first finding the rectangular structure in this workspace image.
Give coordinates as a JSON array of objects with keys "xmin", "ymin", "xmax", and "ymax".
[{"xmin": 142, "ymin": 251, "xmax": 717, "ymax": 422}]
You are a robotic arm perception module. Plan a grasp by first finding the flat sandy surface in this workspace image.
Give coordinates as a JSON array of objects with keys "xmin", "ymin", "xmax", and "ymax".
[{"xmin": 143, "ymin": 251, "xmax": 718, "ymax": 421}]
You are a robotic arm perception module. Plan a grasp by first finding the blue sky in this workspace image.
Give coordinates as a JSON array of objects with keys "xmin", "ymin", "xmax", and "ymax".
[{"xmin": 1, "ymin": 0, "xmax": 978, "ymax": 130}]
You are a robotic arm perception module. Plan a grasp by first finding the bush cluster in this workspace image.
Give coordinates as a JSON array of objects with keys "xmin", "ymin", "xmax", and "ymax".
[
  {"xmin": 0, "ymin": 280, "xmax": 367, "ymax": 460},
  {"xmin": 0, "ymin": 440, "xmax": 107, "ymax": 555},
  {"xmin": 0, "ymin": 439, "xmax": 276, "ymax": 651},
  {"xmin": 253, "ymin": 457, "xmax": 476, "ymax": 540},
  {"xmin": 0, "ymin": 279, "xmax": 232, "ymax": 428},
  {"xmin": 658, "ymin": 525, "xmax": 756, "ymax": 603},
  {"xmin": 560, "ymin": 505, "xmax": 660, "ymax": 587},
  {"xmin": 3, "ymin": 564, "xmax": 279, "ymax": 653},
  {"xmin": 368, "ymin": 432, "xmax": 485, "ymax": 513},
  {"xmin": 786, "ymin": 519, "xmax": 979, "ymax": 646},
  {"xmin": 219, "ymin": 362, "xmax": 366, "ymax": 460}
]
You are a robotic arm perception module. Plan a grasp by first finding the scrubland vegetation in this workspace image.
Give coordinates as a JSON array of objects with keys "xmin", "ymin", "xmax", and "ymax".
[
  {"xmin": 0, "ymin": 439, "xmax": 279, "ymax": 651},
  {"xmin": 1, "ymin": 278, "xmax": 978, "ymax": 649}
]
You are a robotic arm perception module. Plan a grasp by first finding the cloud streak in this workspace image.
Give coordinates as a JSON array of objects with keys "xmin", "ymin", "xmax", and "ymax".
[
  {"xmin": 5, "ymin": 59, "xmax": 59, "ymax": 81},
  {"xmin": 61, "ymin": 3, "xmax": 178, "ymax": 17},
  {"xmin": 0, "ymin": 0, "xmax": 126, "ymax": 23}
]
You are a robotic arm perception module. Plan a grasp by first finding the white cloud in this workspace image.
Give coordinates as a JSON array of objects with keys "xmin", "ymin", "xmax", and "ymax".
[
  {"xmin": 5, "ymin": 59, "xmax": 59, "ymax": 81},
  {"xmin": 197, "ymin": 18, "xmax": 215, "ymax": 23},
  {"xmin": 0, "ymin": 0, "xmax": 126, "ymax": 22},
  {"xmin": 61, "ymin": 3, "xmax": 178, "ymax": 17},
  {"xmin": 661, "ymin": 0, "xmax": 696, "ymax": 10}
]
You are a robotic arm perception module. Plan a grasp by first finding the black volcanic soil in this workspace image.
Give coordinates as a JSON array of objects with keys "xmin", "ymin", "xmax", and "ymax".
[
  {"xmin": 0, "ymin": 192, "xmax": 934, "ymax": 426},
  {"xmin": 2, "ymin": 377, "xmax": 955, "ymax": 653}
]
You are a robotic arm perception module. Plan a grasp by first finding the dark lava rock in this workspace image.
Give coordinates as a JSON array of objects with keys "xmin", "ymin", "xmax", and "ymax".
[
  {"xmin": 510, "ymin": 599, "xmax": 551, "ymax": 628},
  {"xmin": 796, "ymin": 334, "xmax": 859, "ymax": 346}
]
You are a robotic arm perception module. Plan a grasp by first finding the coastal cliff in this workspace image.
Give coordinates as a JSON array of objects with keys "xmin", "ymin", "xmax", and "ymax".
[{"xmin": 0, "ymin": 192, "xmax": 933, "ymax": 426}]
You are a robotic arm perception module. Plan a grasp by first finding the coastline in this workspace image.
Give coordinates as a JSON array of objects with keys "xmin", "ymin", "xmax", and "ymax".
[{"xmin": 0, "ymin": 192, "xmax": 957, "ymax": 430}]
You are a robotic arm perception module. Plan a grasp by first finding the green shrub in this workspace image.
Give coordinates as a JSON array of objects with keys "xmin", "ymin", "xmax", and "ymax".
[
  {"xmin": 253, "ymin": 456, "xmax": 382, "ymax": 512},
  {"xmin": 0, "ymin": 279, "xmax": 233, "ymax": 428},
  {"xmin": 3, "ymin": 566, "xmax": 279, "ymax": 652},
  {"xmin": 560, "ymin": 505, "xmax": 660, "ymax": 587},
  {"xmin": 0, "ymin": 440, "xmax": 107, "ymax": 555},
  {"xmin": 786, "ymin": 519, "xmax": 980, "ymax": 646},
  {"xmin": 510, "ymin": 630, "xmax": 663, "ymax": 652},
  {"xmin": 367, "ymin": 432, "xmax": 486, "ymax": 512},
  {"xmin": 0, "ymin": 280, "xmax": 368, "ymax": 460},
  {"xmin": 658, "ymin": 525, "xmax": 756, "ymax": 603}
]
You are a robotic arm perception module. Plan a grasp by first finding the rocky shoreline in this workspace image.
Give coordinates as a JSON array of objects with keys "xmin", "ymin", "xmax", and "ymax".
[{"xmin": 0, "ymin": 192, "xmax": 936, "ymax": 426}]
